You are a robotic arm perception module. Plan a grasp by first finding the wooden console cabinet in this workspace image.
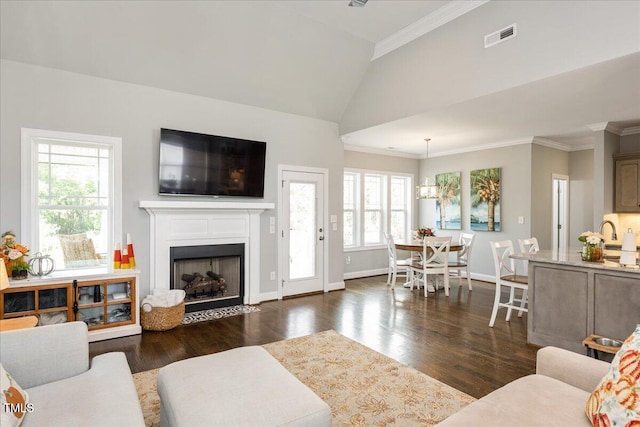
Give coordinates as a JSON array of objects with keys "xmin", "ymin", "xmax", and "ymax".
[{"xmin": 1, "ymin": 270, "xmax": 141, "ymax": 342}]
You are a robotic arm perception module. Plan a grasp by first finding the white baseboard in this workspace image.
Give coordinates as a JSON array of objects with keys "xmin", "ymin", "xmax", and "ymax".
[
  {"xmin": 327, "ymin": 281, "xmax": 345, "ymax": 291},
  {"xmin": 257, "ymin": 291, "xmax": 279, "ymax": 303},
  {"xmin": 342, "ymin": 269, "xmax": 496, "ymax": 284},
  {"xmin": 343, "ymin": 268, "xmax": 388, "ymax": 280}
]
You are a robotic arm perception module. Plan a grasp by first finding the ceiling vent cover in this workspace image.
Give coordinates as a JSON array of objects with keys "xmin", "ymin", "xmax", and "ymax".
[{"xmin": 485, "ymin": 23, "xmax": 517, "ymax": 48}]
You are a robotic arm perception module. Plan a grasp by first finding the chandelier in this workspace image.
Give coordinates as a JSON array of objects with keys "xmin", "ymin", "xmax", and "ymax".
[{"xmin": 416, "ymin": 138, "xmax": 439, "ymax": 199}]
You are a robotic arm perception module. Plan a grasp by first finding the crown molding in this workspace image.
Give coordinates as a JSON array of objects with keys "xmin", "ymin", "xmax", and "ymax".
[
  {"xmin": 343, "ymin": 143, "xmax": 422, "ymax": 159},
  {"xmin": 429, "ymin": 137, "xmax": 533, "ymax": 157},
  {"xmin": 532, "ymin": 137, "xmax": 572, "ymax": 152},
  {"xmin": 587, "ymin": 122, "xmax": 623, "ymax": 135},
  {"xmin": 372, "ymin": 0, "xmax": 489, "ymax": 61},
  {"xmin": 621, "ymin": 126, "xmax": 640, "ymax": 136}
]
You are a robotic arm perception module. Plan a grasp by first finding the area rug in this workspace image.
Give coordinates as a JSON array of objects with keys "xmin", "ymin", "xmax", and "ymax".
[
  {"xmin": 132, "ymin": 330, "xmax": 475, "ymax": 427},
  {"xmin": 181, "ymin": 304, "xmax": 260, "ymax": 325}
]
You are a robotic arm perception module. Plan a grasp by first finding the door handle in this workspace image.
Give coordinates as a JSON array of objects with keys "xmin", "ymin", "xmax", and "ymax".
[{"xmin": 319, "ymin": 236, "xmax": 324, "ymax": 241}]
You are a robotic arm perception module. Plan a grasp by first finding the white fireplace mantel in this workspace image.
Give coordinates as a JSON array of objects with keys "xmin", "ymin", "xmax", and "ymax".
[
  {"xmin": 140, "ymin": 200, "xmax": 274, "ymax": 304},
  {"xmin": 139, "ymin": 200, "xmax": 274, "ymax": 212}
]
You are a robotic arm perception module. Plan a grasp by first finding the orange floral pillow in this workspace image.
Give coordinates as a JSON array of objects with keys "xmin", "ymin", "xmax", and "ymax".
[
  {"xmin": 585, "ymin": 325, "xmax": 640, "ymax": 426},
  {"xmin": 0, "ymin": 363, "xmax": 30, "ymax": 427}
]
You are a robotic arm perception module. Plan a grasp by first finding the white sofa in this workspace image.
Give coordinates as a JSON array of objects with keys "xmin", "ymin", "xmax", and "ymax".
[
  {"xmin": 0, "ymin": 321, "xmax": 145, "ymax": 427},
  {"xmin": 437, "ymin": 346, "xmax": 610, "ymax": 426}
]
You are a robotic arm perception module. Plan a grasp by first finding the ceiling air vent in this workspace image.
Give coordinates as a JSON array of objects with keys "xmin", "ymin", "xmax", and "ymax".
[{"xmin": 484, "ymin": 23, "xmax": 517, "ymax": 48}]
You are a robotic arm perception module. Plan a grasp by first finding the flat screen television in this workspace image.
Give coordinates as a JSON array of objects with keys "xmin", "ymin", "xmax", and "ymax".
[{"xmin": 159, "ymin": 128, "xmax": 266, "ymax": 197}]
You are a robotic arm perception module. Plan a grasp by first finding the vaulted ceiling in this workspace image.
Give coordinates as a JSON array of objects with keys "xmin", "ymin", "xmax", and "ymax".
[{"xmin": 1, "ymin": 0, "xmax": 639, "ymax": 156}]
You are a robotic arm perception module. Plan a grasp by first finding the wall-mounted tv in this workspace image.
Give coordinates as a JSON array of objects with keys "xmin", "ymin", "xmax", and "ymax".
[{"xmin": 159, "ymin": 128, "xmax": 266, "ymax": 198}]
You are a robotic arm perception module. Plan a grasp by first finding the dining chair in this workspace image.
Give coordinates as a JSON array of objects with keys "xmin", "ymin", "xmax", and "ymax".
[
  {"xmin": 517, "ymin": 237, "xmax": 539, "ymax": 277},
  {"xmin": 488, "ymin": 240, "xmax": 528, "ymax": 327},
  {"xmin": 448, "ymin": 232, "xmax": 476, "ymax": 291},
  {"xmin": 410, "ymin": 236, "xmax": 451, "ymax": 297},
  {"xmin": 384, "ymin": 233, "xmax": 411, "ymax": 289}
]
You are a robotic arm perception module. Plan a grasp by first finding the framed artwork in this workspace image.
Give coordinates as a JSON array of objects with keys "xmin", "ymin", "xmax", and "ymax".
[
  {"xmin": 435, "ymin": 172, "xmax": 461, "ymax": 230},
  {"xmin": 470, "ymin": 167, "xmax": 501, "ymax": 231}
]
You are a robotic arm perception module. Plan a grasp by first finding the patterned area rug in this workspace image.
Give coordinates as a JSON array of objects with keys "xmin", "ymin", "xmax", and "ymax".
[
  {"xmin": 132, "ymin": 330, "xmax": 475, "ymax": 427},
  {"xmin": 181, "ymin": 304, "xmax": 260, "ymax": 325}
]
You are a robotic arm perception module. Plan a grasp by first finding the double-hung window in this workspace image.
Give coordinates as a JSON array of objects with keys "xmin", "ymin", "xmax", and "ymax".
[
  {"xmin": 344, "ymin": 169, "xmax": 412, "ymax": 249},
  {"xmin": 21, "ymin": 128, "xmax": 122, "ymax": 271}
]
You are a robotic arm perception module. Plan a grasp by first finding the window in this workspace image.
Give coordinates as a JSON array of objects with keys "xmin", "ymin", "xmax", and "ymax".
[
  {"xmin": 344, "ymin": 169, "xmax": 412, "ymax": 249},
  {"xmin": 21, "ymin": 128, "xmax": 122, "ymax": 271},
  {"xmin": 343, "ymin": 172, "xmax": 359, "ymax": 247},
  {"xmin": 364, "ymin": 173, "xmax": 385, "ymax": 245}
]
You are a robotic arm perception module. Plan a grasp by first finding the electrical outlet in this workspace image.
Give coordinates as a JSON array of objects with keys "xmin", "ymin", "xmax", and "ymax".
[
  {"xmin": 270, "ymin": 271, "xmax": 276, "ymax": 280},
  {"xmin": 346, "ymin": 256, "xmax": 351, "ymax": 264},
  {"xmin": 518, "ymin": 216, "xmax": 525, "ymax": 224}
]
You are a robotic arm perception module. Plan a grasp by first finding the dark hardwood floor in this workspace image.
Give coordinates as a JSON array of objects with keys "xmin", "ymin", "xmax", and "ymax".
[{"xmin": 90, "ymin": 275, "xmax": 539, "ymax": 399}]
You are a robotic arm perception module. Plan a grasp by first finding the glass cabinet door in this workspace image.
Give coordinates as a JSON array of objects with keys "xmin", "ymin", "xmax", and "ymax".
[{"xmin": 3, "ymin": 290, "xmax": 36, "ymax": 315}]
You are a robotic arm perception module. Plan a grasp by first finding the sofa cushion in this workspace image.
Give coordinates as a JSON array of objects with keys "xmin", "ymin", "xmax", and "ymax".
[
  {"xmin": 1, "ymin": 363, "xmax": 30, "ymax": 427},
  {"xmin": 21, "ymin": 353, "xmax": 144, "ymax": 427},
  {"xmin": 437, "ymin": 374, "xmax": 592, "ymax": 426},
  {"xmin": 158, "ymin": 346, "xmax": 331, "ymax": 427},
  {"xmin": 585, "ymin": 325, "xmax": 640, "ymax": 426}
]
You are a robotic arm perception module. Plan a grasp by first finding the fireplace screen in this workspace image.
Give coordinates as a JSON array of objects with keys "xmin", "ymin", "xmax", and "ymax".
[{"xmin": 170, "ymin": 244, "xmax": 244, "ymax": 312}]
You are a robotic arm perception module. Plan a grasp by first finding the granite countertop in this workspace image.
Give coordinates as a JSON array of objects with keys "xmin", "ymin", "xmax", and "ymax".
[{"xmin": 511, "ymin": 248, "xmax": 640, "ymax": 274}]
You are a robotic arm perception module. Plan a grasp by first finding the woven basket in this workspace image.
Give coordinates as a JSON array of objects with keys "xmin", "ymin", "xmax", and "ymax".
[{"xmin": 140, "ymin": 300, "xmax": 185, "ymax": 331}]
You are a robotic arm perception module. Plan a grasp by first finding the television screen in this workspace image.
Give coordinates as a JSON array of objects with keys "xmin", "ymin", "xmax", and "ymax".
[{"xmin": 159, "ymin": 128, "xmax": 266, "ymax": 197}]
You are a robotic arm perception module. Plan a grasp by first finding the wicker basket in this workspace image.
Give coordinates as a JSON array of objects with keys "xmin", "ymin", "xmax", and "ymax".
[{"xmin": 140, "ymin": 300, "xmax": 185, "ymax": 331}]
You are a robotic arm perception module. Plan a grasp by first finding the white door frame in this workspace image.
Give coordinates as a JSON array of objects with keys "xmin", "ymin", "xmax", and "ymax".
[
  {"xmin": 277, "ymin": 164, "xmax": 329, "ymax": 300},
  {"xmin": 552, "ymin": 174, "xmax": 570, "ymax": 251}
]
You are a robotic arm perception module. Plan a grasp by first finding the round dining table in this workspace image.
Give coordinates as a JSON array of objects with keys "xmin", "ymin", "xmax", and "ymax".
[
  {"xmin": 394, "ymin": 239, "xmax": 463, "ymax": 253},
  {"xmin": 393, "ymin": 238, "xmax": 463, "ymax": 291}
]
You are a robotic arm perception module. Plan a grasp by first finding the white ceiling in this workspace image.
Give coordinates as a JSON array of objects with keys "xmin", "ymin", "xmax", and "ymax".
[
  {"xmin": 273, "ymin": 0, "xmax": 449, "ymax": 43},
  {"xmin": 1, "ymin": 0, "xmax": 639, "ymax": 156}
]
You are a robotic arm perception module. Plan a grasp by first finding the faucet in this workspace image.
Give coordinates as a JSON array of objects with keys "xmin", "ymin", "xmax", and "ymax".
[{"xmin": 599, "ymin": 220, "xmax": 618, "ymax": 241}]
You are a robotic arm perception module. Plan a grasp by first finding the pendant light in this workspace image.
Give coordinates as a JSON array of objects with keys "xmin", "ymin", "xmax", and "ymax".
[{"xmin": 416, "ymin": 138, "xmax": 439, "ymax": 199}]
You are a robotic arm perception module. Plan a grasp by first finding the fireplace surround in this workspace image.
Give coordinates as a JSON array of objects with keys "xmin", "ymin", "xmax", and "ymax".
[{"xmin": 140, "ymin": 201, "xmax": 274, "ymax": 305}]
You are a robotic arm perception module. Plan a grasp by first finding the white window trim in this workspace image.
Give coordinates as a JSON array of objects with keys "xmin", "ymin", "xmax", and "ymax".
[
  {"xmin": 344, "ymin": 168, "xmax": 414, "ymax": 251},
  {"xmin": 20, "ymin": 128, "xmax": 122, "ymax": 265}
]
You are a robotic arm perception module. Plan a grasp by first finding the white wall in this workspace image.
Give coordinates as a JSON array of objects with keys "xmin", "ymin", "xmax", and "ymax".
[
  {"xmin": 569, "ymin": 149, "xmax": 595, "ymax": 243},
  {"xmin": 0, "ymin": 59, "xmax": 345, "ymax": 300},
  {"xmin": 420, "ymin": 144, "xmax": 532, "ymax": 279},
  {"xmin": 341, "ymin": 0, "xmax": 640, "ymax": 134},
  {"xmin": 531, "ymin": 144, "xmax": 569, "ymax": 249}
]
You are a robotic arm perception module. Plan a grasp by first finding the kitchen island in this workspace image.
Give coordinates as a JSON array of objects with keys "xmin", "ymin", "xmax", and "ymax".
[{"xmin": 511, "ymin": 249, "xmax": 639, "ymax": 354}]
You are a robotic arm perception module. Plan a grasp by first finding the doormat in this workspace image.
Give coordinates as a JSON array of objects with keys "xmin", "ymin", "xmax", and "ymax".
[{"xmin": 181, "ymin": 304, "xmax": 260, "ymax": 325}]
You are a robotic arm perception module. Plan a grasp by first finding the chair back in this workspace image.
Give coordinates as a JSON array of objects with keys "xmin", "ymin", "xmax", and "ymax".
[
  {"xmin": 457, "ymin": 232, "xmax": 476, "ymax": 264},
  {"xmin": 422, "ymin": 236, "xmax": 452, "ymax": 266},
  {"xmin": 517, "ymin": 237, "xmax": 539, "ymax": 275},
  {"xmin": 489, "ymin": 240, "xmax": 518, "ymax": 278},
  {"xmin": 384, "ymin": 232, "xmax": 397, "ymax": 262},
  {"xmin": 518, "ymin": 237, "xmax": 539, "ymax": 254}
]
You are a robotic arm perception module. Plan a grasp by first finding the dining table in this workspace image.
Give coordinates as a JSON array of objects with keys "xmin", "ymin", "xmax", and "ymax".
[
  {"xmin": 393, "ymin": 238, "xmax": 463, "ymax": 291},
  {"xmin": 394, "ymin": 239, "xmax": 463, "ymax": 253}
]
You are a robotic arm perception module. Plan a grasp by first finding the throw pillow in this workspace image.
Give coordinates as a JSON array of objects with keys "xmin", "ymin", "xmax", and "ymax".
[
  {"xmin": 0, "ymin": 363, "xmax": 30, "ymax": 427},
  {"xmin": 585, "ymin": 325, "xmax": 640, "ymax": 426}
]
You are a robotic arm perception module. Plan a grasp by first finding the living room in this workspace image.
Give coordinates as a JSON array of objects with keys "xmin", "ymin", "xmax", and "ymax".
[{"xmin": 1, "ymin": 1, "xmax": 639, "ymax": 426}]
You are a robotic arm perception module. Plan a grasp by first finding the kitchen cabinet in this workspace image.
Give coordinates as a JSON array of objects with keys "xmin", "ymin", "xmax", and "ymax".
[{"xmin": 614, "ymin": 152, "xmax": 640, "ymax": 213}]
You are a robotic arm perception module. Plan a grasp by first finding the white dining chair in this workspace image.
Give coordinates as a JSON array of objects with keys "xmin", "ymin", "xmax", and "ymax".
[
  {"xmin": 448, "ymin": 232, "xmax": 476, "ymax": 291},
  {"xmin": 384, "ymin": 233, "xmax": 411, "ymax": 289},
  {"xmin": 489, "ymin": 240, "xmax": 529, "ymax": 327},
  {"xmin": 518, "ymin": 237, "xmax": 539, "ymax": 276},
  {"xmin": 410, "ymin": 236, "xmax": 451, "ymax": 297}
]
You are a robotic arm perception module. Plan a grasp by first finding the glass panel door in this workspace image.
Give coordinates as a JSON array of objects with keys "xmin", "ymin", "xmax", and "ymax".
[
  {"xmin": 281, "ymin": 170, "xmax": 325, "ymax": 297},
  {"xmin": 289, "ymin": 182, "xmax": 317, "ymax": 280}
]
